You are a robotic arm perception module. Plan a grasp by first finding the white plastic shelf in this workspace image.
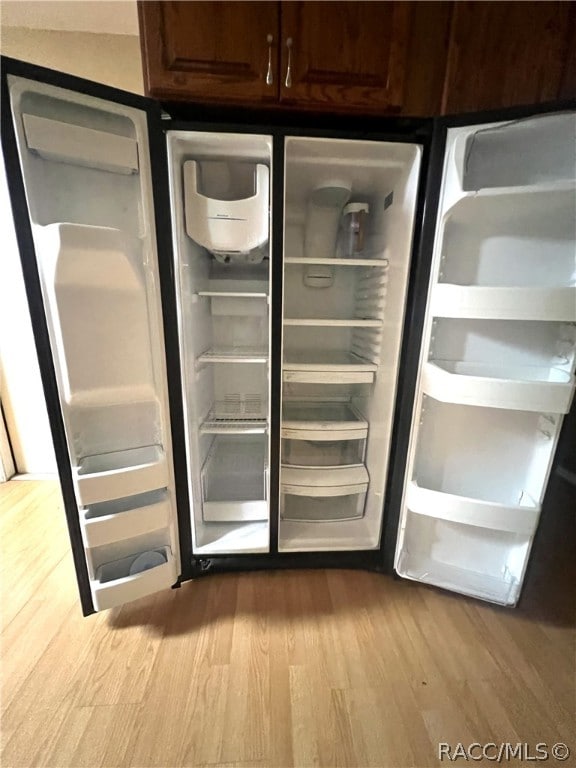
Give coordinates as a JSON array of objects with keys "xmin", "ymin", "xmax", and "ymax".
[
  {"xmin": 80, "ymin": 489, "xmax": 171, "ymax": 548},
  {"xmin": 285, "ymin": 257, "xmax": 389, "ymax": 267},
  {"xmin": 197, "ymin": 291, "xmax": 268, "ymax": 298},
  {"xmin": 73, "ymin": 445, "xmax": 168, "ymax": 506},
  {"xmin": 197, "ymin": 346, "xmax": 268, "ymax": 364},
  {"xmin": 284, "ymin": 318, "xmax": 382, "ymax": 327},
  {"xmin": 283, "ymin": 351, "xmax": 376, "ymax": 384},
  {"xmin": 423, "ymin": 361, "xmax": 575, "ymax": 413},
  {"xmin": 201, "ymin": 413, "xmax": 268, "ymax": 435},
  {"xmin": 23, "ymin": 113, "xmax": 139, "ymax": 175},
  {"xmin": 406, "ymin": 481, "xmax": 540, "ymax": 536},
  {"xmin": 282, "ymin": 402, "xmax": 368, "ymax": 441},
  {"xmin": 431, "ymin": 285, "xmax": 576, "ymax": 321},
  {"xmin": 281, "ymin": 464, "xmax": 369, "ymax": 496},
  {"xmin": 202, "ymin": 435, "xmax": 268, "ymax": 522},
  {"xmin": 92, "ymin": 546, "xmax": 176, "ymax": 611}
]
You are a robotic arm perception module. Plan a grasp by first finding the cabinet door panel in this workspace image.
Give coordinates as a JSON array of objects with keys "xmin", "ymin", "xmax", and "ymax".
[
  {"xmin": 442, "ymin": 1, "xmax": 574, "ymax": 113},
  {"xmin": 139, "ymin": 1, "xmax": 280, "ymax": 103},
  {"xmin": 279, "ymin": 1, "xmax": 412, "ymax": 112}
]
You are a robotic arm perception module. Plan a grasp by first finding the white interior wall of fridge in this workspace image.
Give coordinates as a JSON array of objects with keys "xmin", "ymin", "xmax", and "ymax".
[
  {"xmin": 280, "ymin": 137, "xmax": 422, "ymax": 551},
  {"xmin": 167, "ymin": 131, "xmax": 272, "ymax": 555},
  {"xmin": 395, "ymin": 111, "xmax": 576, "ymax": 606},
  {"xmin": 7, "ymin": 76, "xmax": 180, "ymax": 610}
]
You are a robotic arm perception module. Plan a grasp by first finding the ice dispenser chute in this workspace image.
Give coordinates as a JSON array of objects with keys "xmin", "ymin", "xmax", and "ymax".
[{"xmin": 184, "ymin": 160, "xmax": 269, "ymax": 263}]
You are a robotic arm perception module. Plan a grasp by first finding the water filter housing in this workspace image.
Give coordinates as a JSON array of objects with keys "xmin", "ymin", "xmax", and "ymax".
[{"xmin": 184, "ymin": 161, "xmax": 269, "ymax": 263}]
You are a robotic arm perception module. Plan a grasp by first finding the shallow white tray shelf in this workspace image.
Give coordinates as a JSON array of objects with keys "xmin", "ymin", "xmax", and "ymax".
[
  {"xmin": 92, "ymin": 546, "xmax": 176, "ymax": 611},
  {"xmin": 423, "ymin": 361, "xmax": 575, "ymax": 413},
  {"xmin": 284, "ymin": 318, "xmax": 382, "ymax": 327},
  {"xmin": 74, "ymin": 445, "xmax": 168, "ymax": 505},
  {"xmin": 23, "ymin": 113, "xmax": 139, "ymax": 175},
  {"xmin": 281, "ymin": 464, "xmax": 369, "ymax": 496},
  {"xmin": 406, "ymin": 481, "xmax": 540, "ymax": 535},
  {"xmin": 197, "ymin": 346, "xmax": 268, "ymax": 364},
  {"xmin": 282, "ymin": 402, "xmax": 368, "ymax": 441},
  {"xmin": 285, "ymin": 256, "xmax": 389, "ymax": 267},
  {"xmin": 202, "ymin": 435, "xmax": 268, "ymax": 522},
  {"xmin": 283, "ymin": 351, "xmax": 376, "ymax": 384},
  {"xmin": 431, "ymin": 285, "xmax": 576, "ymax": 321},
  {"xmin": 201, "ymin": 412, "xmax": 268, "ymax": 435},
  {"xmin": 197, "ymin": 291, "xmax": 268, "ymax": 298},
  {"xmin": 80, "ymin": 489, "xmax": 171, "ymax": 548}
]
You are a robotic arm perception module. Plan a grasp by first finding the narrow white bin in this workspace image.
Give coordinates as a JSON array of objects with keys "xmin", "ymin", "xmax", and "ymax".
[
  {"xmin": 80, "ymin": 490, "xmax": 171, "ymax": 548},
  {"xmin": 91, "ymin": 546, "xmax": 176, "ymax": 611},
  {"xmin": 74, "ymin": 445, "xmax": 168, "ymax": 505}
]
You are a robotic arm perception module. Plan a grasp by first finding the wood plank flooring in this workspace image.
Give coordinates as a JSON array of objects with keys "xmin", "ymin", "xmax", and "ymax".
[{"xmin": 1, "ymin": 477, "xmax": 574, "ymax": 768}]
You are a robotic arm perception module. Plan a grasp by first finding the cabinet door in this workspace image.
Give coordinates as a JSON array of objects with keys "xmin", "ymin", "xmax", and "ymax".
[
  {"xmin": 278, "ymin": 1, "xmax": 412, "ymax": 112},
  {"xmin": 442, "ymin": 1, "xmax": 575, "ymax": 113},
  {"xmin": 139, "ymin": 1, "xmax": 280, "ymax": 103}
]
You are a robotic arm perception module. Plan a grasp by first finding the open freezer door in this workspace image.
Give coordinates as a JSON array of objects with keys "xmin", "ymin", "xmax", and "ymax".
[
  {"xmin": 1, "ymin": 57, "xmax": 190, "ymax": 614},
  {"xmin": 390, "ymin": 107, "xmax": 576, "ymax": 605}
]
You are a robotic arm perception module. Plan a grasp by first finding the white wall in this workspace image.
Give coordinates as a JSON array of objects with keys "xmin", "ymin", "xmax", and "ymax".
[{"xmin": 0, "ymin": 26, "xmax": 143, "ymax": 473}]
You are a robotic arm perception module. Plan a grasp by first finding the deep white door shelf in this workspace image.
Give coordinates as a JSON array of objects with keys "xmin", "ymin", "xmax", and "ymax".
[
  {"xmin": 92, "ymin": 546, "xmax": 176, "ymax": 611},
  {"xmin": 80, "ymin": 490, "xmax": 171, "ymax": 548},
  {"xmin": 73, "ymin": 445, "xmax": 168, "ymax": 505},
  {"xmin": 431, "ymin": 285, "xmax": 576, "ymax": 321},
  {"xmin": 406, "ymin": 481, "xmax": 540, "ymax": 536},
  {"xmin": 423, "ymin": 361, "xmax": 575, "ymax": 413}
]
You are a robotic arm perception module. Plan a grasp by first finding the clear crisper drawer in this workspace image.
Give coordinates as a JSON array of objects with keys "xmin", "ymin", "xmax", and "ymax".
[
  {"xmin": 201, "ymin": 434, "xmax": 268, "ymax": 522},
  {"xmin": 281, "ymin": 491, "xmax": 366, "ymax": 522},
  {"xmin": 282, "ymin": 437, "xmax": 364, "ymax": 466}
]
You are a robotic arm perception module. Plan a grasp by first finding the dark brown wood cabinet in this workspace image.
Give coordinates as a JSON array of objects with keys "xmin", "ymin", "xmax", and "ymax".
[
  {"xmin": 138, "ymin": 1, "xmax": 280, "ymax": 104},
  {"xmin": 138, "ymin": 1, "xmax": 575, "ymax": 115}
]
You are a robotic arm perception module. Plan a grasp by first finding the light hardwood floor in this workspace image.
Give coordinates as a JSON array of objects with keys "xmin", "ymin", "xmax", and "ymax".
[{"xmin": 1, "ymin": 477, "xmax": 574, "ymax": 768}]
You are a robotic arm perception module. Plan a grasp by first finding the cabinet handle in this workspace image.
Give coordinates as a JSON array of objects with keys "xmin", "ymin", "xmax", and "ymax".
[
  {"xmin": 285, "ymin": 37, "xmax": 293, "ymax": 88},
  {"xmin": 266, "ymin": 34, "xmax": 274, "ymax": 85}
]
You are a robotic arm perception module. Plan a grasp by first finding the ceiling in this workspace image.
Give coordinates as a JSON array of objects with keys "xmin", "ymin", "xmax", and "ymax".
[{"xmin": 0, "ymin": 0, "xmax": 139, "ymax": 35}]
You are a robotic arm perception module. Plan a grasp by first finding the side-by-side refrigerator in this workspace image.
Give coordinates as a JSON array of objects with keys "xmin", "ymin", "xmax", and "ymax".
[{"xmin": 2, "ymin": 56, "xmax": 574, "ymax": 616}]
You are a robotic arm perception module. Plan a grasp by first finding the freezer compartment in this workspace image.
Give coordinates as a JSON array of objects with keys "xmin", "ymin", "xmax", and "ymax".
[
  {"xmin": 397, "ymin": 513, "xmax": 530, "ymax": 605},
  {"xmin": 80, "ymin": 489, "xmax": 171, "ymax": 548},
  {"xmin": 201, "ymin": 435, "xmax": 268, "ymax": 522},
  {"xmin": 282, "ymin": 401, "xmax": 368, "ymax": 441},
  {"xmin": 459, "ymin": 113, "xmax": 576, "ymax": 190},
  {"xmin": 414, "ymin": 399, "xmax": 558, "ymax": 507},
  {"xmin": 92, "ymin": 546, "xmax": 176, "ymax": 611},
  {"xmin": 74, "ymin": 445, "xmax": 168, "ymax": 506},
  {"xmin": 282, "ymin": 437, "xmax": 365, "ymax": 466},
  {"xmin": 440, "ymin": 190, "xmax": 576, "ymax": 288},
  {"xmin": 423, "ymin": 361, "xmax": 574, "ymax": 413}
]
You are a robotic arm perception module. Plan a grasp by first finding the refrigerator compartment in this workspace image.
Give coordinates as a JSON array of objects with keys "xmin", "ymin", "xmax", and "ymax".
[
  {"xmin": 423, "ymin": 360, "xmax": 574, "ymax": 413},
  {"xmin": 397, "ymin": 513, "xmax": 530, "ymax": 606},
  {"xmin": 282, "ymin": 401, "xmax": 368, "ymax": 440},
  {"xmin": 460, "ymin": 113, "xmax": 576, "ymax": 190},
  {"xmin": 201, "ymin": 435, "xmax": 268, "ymax": 522},
  {"xmin": 440, "ymin": 190, "xmax": 576, "ymax": 288},
  {"xmin": 80, "ymin": 489, "xmax": 171, "ymax": 548},
  {"xmin": 414, "ymin": 399, "xmax": 556, "ymax": 508},
  {"xmin": 406, "ymin": 481, "xmax": 540, "ymax": 536},
  {"xmin": 184, "ymin": 160, "xmax": 269, "ymax": 257},
  {"xmin": 431, "ymin": 285, "xmax": 576, "ymax": 321},
  {"xmin": 197, "ymin": 346, "xmax": 268, "ymax": 364},
  {"xmin": 92, "ymin": 546, "xmax": 176, "ymax": 611},
  {"xmin": 22, "ymin": 113, "xmax": 139, "ymax": 175},
  {"xmin": 282, "ymin": 437, "xmax": 365, "ymax": 466},
  {"xmin": 281, "ymin": 491, "xmax": 367, "ymax": 522},
  {"xmin": 74, "ymin": 445, "xmax": 168, "ymax": 506}
]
